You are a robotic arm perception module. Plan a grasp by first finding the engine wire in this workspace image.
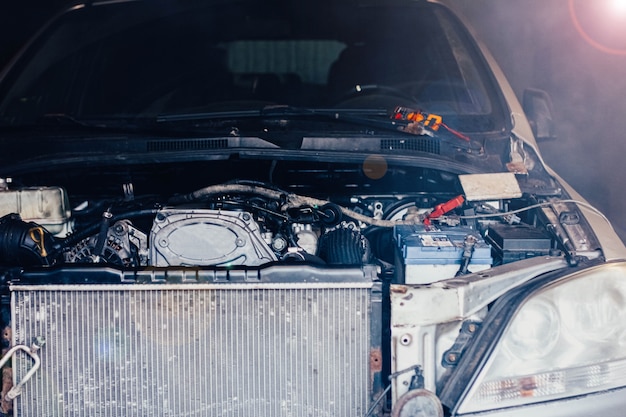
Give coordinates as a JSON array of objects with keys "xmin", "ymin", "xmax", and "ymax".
[
  {"xmin": 459, "ymin": 198, "xmax": 612, "ymax": 227},
  {"xmin": 364, "ymin": 364, "xmax": 424, "ymax": 417},
  {"xmin": 170, "ymin": 183, "xmax": 424, "ymax": 227},
  {"xmin": 363, "ymin": 385, "xmax": 391, "ymax": 417},
  {"xmin": 171, "ymin": 182, "xmax": 617, "ymax": 231},
  {"xmin": 173, "ymin": 183, "xmax": 616, "ymax": 230}
]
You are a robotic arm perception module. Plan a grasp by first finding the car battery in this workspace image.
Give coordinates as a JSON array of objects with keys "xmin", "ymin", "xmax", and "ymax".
[
  {"xmin": 484, "ymin": 223, "xmax": 552, "ymax": 265},
  {"xmin": 395, "ymin": 225, "xmax": 492, "ymax": 284}
]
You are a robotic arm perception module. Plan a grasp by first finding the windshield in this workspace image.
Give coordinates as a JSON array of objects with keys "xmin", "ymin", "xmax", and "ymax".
[{"xmin": 0, "ymin": 0, "xmax": 506, "ymax": 133}]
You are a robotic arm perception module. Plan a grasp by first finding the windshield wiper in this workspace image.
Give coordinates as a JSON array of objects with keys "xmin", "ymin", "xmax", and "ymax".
[
  {"xmin": 155, "ymin": 105, "xmax": 423, "ymax": 136},
  {"xmin": 156, "ymin": 105, "xmax": 387, "ymax": 122},
  {"xmin": 155, "ymin": 105, "xmax": 479, "ymax": 149}
]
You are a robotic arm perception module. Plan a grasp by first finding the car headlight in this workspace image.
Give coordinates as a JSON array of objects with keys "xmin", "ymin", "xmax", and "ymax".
[{"xmin": 448, "ymin": 262, "xmax": 626, "ymax": 414}]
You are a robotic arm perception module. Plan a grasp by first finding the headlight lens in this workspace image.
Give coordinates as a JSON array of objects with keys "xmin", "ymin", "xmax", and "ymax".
[{"xmin": 459, "ymin": 262, "xmax": 626, "ymax": 414}]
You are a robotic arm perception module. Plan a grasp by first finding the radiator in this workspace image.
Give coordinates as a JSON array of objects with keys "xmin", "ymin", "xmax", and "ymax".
[{"xmin": 10, "ymin": 280, "xmax": 375, "ymax": 417}]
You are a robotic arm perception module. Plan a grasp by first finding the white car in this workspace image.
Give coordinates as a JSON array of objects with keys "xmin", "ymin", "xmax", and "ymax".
[{"xmin": 0, "ymin": 0, "xmax": 624, "ymax": 416}]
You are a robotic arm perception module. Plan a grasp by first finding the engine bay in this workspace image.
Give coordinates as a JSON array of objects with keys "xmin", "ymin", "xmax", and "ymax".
[
  {"xmin": 0, "ymin": 157, "xmax": 605, "ymax": 417},
  {"xmin": 0, "ymin": 158, "xmax": 579, "ymax": 284}
]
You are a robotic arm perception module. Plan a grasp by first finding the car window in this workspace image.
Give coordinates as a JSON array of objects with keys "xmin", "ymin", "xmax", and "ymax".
[{"xmin": 0, "ymin": 1, "xmax": 504, "ymax": 132}]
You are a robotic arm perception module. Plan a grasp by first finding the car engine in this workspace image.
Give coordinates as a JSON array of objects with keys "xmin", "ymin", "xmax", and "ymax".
[{"xmin": 0, "ymin": 169, "xmax": 567, "ymax": 282}]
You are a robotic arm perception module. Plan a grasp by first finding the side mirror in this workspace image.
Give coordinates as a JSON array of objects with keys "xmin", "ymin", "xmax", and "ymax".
[{"xmin": 522, "ymin": 88, "xmax": 557, "ymax": 141}]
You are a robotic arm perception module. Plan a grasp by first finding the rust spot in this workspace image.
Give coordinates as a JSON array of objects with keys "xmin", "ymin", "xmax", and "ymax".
[
  {"xmin": 370, "ymin": 348, "xmax": 382, "ymax": 373},
  {"xmin": 402, "ymin": 292, "xmax": 414, "ymax": 301},
  {"xmin": 506, "ymin": 161, "xmax": 528, "ymax": 175},
  {"xmin": 1, "ymin": 336, "xmax": 12, "ymax": 416},
  {"xmin": 390, "ymin": 285, "xmax": 408, "ymax": 294},
  {"xmin": 2, "ymin": 326, "xmax": 10, "ymax": 346},
  {"xmin": 1, "ymin": 366, "xmax": 11, "ymax": 414}
]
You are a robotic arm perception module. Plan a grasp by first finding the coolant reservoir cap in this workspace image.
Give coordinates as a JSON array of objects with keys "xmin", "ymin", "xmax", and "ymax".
[{"xmin": 392, "ymin": 389, "xmax": 443, "ymax": 417}]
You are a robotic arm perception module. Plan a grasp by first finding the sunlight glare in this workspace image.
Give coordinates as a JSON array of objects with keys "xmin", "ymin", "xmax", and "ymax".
[{"xmin": 609, "ymin": 0, "xmax": 626, "ymax": 14}]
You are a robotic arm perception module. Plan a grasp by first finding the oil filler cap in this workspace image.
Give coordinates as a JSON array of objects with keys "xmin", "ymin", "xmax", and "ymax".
[{"xmin": 392, "ymin": 389, "xmax": 444, "ymax": 417}]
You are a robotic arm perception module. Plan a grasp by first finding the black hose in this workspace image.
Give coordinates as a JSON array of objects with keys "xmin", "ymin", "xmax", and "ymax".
[{"xmin": 92, "ymin": 210, "xmax": 113, "ymax": 258}]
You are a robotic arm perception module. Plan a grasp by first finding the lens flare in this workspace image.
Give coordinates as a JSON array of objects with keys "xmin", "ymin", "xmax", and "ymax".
[
  {"xmin": 362, "ymin": 155, "xmax": 388, "ymax": 180},
  {"xmin": 569, "ymin": 0, "xmax": 626, "ymax": 55},
  {"xmin": 609, "ymin": 0, "xmax": 626, "ymax": 14}
]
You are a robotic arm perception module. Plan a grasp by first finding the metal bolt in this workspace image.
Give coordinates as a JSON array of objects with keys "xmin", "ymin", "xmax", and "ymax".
[
  {"xmin": 113, "ymin": 224, "xmax": 125, "ymax": 235},
  {"xmin": 32, "ymin": 336, "xmax": 46, "ymax": 350}
]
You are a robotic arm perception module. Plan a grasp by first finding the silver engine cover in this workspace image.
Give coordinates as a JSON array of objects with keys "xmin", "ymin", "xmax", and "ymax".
[{"xmin": 149, "ymin": 209, "xmax": 277, "ymax": 267}]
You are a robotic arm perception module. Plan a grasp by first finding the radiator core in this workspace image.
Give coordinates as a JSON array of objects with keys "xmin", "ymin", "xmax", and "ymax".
[{"xmin": 11, "ymin": 282, "xmax": 374, "ymax": 416}]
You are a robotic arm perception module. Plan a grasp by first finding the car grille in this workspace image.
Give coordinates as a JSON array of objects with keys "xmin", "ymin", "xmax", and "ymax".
[
  {"xmin": 147, "ymin": 138, "xmax": 229, "ymax": 152},
  {"xmin": 380, "ymin": 138, "xmax": 440, "ymax": 155},
  {"xmin": 10, "ymin": 280, "xmax": 375, "ymax": 417}
]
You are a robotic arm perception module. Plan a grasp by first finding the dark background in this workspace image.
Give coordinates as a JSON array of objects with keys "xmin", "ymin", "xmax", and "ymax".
[
  {"xmin": 455, "ymin": 0, "xmax": 626, "ymax": 244},
  {"xmin": 1, "ymin": 1, "xmax": 625, "ymax": 243}
]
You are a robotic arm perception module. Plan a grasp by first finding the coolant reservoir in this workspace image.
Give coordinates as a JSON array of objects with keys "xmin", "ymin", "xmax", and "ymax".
[{"xmin": 0, "ymin": 187, "xmax": 72, "ymax": 237}]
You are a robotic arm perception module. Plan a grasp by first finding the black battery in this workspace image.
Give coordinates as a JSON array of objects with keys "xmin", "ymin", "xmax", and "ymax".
[{"xmin": 484, "ymin": 223, "xmax": 553, "ymax": 265}]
